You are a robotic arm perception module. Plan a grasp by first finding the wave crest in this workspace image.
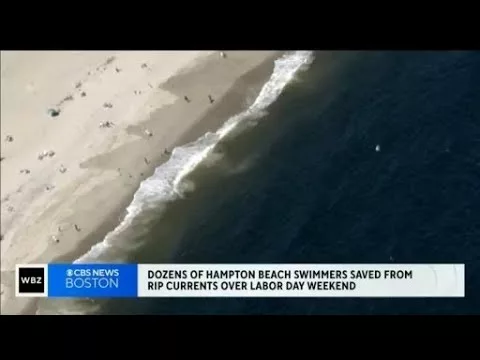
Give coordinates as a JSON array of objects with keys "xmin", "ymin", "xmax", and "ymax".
[{"xmin": 74, "ymin": 51, "xmax": 314, "ymax": 264}]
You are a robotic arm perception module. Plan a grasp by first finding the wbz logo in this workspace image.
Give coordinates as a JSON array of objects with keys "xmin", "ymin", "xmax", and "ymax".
[{"xmin": 16, "ymin": 265, "xmax": 48, "ymax": 297}]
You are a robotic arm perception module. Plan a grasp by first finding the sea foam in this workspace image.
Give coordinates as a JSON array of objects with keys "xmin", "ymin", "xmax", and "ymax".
[{"xmin": 74, "ymin": 51, "xmax": 314, "ymax": 264}]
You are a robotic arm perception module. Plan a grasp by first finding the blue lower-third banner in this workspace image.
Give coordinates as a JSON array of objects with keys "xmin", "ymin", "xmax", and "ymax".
[
  {"xmin": 48, "ymin": 263, "xmax": 137, "ymax": 298},
  {"xmin": 15, "ymin": 263, "xmax": 465, "ymax": 298}
]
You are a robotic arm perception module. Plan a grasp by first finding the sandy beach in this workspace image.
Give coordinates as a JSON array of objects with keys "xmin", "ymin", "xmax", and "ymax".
[{"xmin": 0, "ymin": 50, "xmax": 281, "ymax": 314}]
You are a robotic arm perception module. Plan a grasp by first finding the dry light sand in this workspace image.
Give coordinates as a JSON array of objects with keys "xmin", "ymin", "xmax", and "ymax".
[{"xmin": 0, "ymin": 50, "xmax": 280, "ymax": 314}]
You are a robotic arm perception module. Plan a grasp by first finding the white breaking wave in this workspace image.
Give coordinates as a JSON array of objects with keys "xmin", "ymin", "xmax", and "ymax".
[{"xmin": 74, "ymin": 51, "xmax": 314, "ymax": 264}]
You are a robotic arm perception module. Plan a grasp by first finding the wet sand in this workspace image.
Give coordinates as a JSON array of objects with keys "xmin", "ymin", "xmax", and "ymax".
[{"xmin": 0, "ymin": 51, "xmax": 281, "ymax": 314}]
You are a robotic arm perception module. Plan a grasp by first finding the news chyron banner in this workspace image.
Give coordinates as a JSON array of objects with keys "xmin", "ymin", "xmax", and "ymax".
[{"xmin": 16, "ymin": 264, "xmax": 465, "ymax": 298}]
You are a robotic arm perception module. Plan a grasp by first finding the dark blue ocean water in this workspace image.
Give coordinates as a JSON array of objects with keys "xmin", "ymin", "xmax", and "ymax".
[{"xmin": 102, "ymin": 51, "xmax": 480, "ymax": 314}]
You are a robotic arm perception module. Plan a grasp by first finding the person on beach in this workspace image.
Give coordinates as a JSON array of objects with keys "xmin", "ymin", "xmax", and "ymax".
[{"xmin": 144, "ymin": 129, "xmax": 153, "ymax": 137}]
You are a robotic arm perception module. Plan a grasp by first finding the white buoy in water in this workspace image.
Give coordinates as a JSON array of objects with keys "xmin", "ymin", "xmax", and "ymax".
[{"xmin": 375, "ymin": 144, "xmax": 381, "ymax": 152}]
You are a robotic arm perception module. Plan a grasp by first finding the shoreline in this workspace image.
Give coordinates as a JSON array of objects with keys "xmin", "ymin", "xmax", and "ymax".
[
  {"xmin": 0, "ymin": 51, "xmax": 282, "ymax": 315},
  {"xmin": 58, "ymin": 51, "xmax": 281, "ymax": 266}
]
